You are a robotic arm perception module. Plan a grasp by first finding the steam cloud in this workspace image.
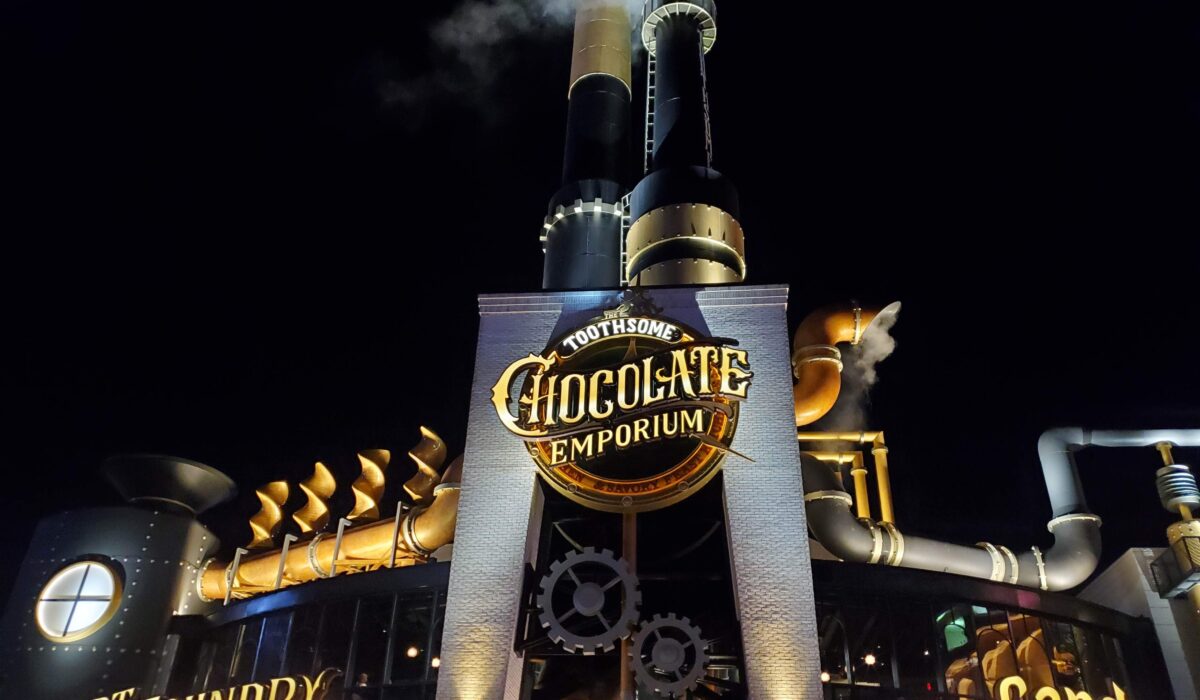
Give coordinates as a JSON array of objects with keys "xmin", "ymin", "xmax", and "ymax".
[
  {"xmin": 823, "ymin": 307, "xmax": 901, "ymax": 431},
  {"xmin": 381, "ymin": 0, "xmax": 644, "ymax": 128}
]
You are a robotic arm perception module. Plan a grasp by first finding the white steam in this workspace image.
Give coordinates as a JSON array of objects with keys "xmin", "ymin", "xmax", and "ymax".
[
  {"xmin": 823, "ymin": 304, "xmax": 901, "ymax": 431},
  {"xmin": 381, "ymin": 0, "xmax": 644, "ymax": 127}
]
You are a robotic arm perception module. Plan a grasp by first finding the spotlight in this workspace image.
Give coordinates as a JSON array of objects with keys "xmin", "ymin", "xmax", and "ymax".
[
  {"xmin": 406, "ymin": 646, "xmax": 420, "ymax": 658},
  {"xmin": 820, "ymin": 671, "xmax": 831, "ymax": 683},
  {"xmin": 431, "ymin": 657, "xmax": 441, "ymax": 668},
  {"xmin": 864, "ymin": 653, "xmax": 877, "ymax": 666}
]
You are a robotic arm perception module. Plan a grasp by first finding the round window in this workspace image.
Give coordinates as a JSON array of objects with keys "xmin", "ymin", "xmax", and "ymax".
[{"xmin": 36, "ymin": 560, "xmax": 123, "ymax": 642}]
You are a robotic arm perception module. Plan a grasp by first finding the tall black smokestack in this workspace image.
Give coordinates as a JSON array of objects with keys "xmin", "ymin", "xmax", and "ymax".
[
  {"xmin": 627, "ymin": 0, "xmax": 745, "ymax": 286},
  {"xmin": 541, "ymin": 1, "xmax": 633, "ymax": 290}
]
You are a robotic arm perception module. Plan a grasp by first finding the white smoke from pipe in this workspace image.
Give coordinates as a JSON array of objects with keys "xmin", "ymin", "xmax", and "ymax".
[
  {"xmin": 381, "ymin": 0, "xmax": 643, "ymax": 127},
  {"xmin": 823, "ymin": 304, "xmax": 901, "ymax": 431}
]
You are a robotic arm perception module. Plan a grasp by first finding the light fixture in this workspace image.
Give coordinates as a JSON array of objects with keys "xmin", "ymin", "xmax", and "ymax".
[
  {"xmin": 406, "ymin": 646, "xmax": 420, "ymax": 658},
  {"xmin": 431, "ymin": 657, "xmax": 441, "ymax": 668},
  {"xmin": 36, "ymin": 561, "xmax": 122, "ymax": 643},
  {"xmin": 864, "ymin": 653, "xmax": 877, "ymax": 666},
  {"xmin": 820, "ymin": 671, "xmax": 831, "ymax": 683}
]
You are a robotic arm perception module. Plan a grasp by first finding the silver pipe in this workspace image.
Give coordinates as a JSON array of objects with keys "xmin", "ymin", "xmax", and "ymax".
[{"xmin": 801, "ymin": 423, "xmax": 1174, "ymax": 591}]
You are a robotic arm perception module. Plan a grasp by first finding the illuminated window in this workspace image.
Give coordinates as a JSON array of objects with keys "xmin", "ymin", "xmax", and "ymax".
[{"xmin": 36, "ymin": 561, "xmax": 122, "ymax": 642}]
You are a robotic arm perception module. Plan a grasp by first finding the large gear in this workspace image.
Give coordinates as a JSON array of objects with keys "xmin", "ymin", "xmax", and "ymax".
[
  {"xmin": 536, "ymin": 547, "xmax": 641, "ymax": 654},
  {"xmin": 629, "ymin": 613, "xmax": 709, "ymax": 698}
]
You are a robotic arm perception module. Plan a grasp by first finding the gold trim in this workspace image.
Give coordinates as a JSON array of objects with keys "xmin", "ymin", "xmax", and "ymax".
[
  {"xmin": 881, "ymin": 522, "xmax": 905, "ymax": 567},
  {"xmin": 804, "ymin": 490, "xmax": 854, "ymax": 506},
  {"xmin": 569, "ymin": 2, "xmax": 632, "ymax": 96},
  {"xmin": 625, "ymin": 204, "xmax": 746, "ymax": 282},
  {"xmin": 36, "ymin": 561, "xmax": 124, "ymax": 643},
  {"xmin": 860, "ymin": 518, "xmax": 883, "ymax": 565}
]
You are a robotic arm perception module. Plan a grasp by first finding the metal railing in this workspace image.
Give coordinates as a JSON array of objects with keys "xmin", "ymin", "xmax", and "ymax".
[{"xmin": 1150, "ymin": 536, "xmax": 1200, "ymax": 599}]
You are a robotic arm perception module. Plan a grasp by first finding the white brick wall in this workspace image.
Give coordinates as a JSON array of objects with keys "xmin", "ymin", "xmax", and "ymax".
[
  {"xmin": 697, "ymin": 286, "xmax": 823, "ymax": 699},
  {"xmin": 436, "ymin": 295, "xmax": 564, "ymax": 700},
  {"xmin": 438, "ymin": 286, "xmax": 822, "ymax": 699}
]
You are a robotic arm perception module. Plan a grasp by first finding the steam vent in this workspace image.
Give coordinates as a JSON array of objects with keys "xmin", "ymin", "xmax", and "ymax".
[{"xmin": 3, "ymin": 2, "xmax": 1198, "ymax": 700}]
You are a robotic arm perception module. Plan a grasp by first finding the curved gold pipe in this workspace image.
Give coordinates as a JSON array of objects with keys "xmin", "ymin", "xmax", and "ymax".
[
  {"xmin": 244, "ymin": 482, "xmax": 289, "ymax": 547},
  {"xmin": 200, "ymin": 457, "xmax": 463, "ymax": 602},
  {"xmin": 246, "ymin": 481, "xmax": 290, "ymax": 549},
  {"xmin": 293, "ymin": 462, "xmax": 336, "ymax": 533},
  {"xmin": 349, "ymin": 449, "xmax": 391, "ymax": 521},
  {"xmin": 792, "ymin": 301, "xmax": 900, "ymax": 426},
  {"xmin": 404, "ymin": 426, "xmax": 447, "ymax": 503}
]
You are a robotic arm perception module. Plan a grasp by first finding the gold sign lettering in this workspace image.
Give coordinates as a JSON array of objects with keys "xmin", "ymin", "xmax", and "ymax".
[
  {"xmin": 493, "ymin": 314, "xmax": 752, "ymax": 512},
  {"xmin": 92, "ymin": 670, "xmax": 340, "ymax": 700}
]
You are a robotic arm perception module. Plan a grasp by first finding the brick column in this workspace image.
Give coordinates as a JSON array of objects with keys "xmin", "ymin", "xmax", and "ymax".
[{"xmin": 698, "ymin": 286, "xmax": 823, "ymax": 699}]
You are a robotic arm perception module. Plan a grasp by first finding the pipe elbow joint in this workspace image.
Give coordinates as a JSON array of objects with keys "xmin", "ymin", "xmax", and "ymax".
[
  {"xmin": 1041, "ymin": 514, "xmax": 1103, "ymax": 590},
  {"xmin": 405, "ymin": 483, "xmax": 461, "ymax": 555}
]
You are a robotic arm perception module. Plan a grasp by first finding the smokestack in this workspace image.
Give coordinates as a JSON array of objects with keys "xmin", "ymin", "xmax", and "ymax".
[
  {"xmin": 541, "ymin": 1, "xmax": 633, "ymax": 290},
  {"xmin": 626, "ymin": 0, "xmax": 745, "ymax": 287}
]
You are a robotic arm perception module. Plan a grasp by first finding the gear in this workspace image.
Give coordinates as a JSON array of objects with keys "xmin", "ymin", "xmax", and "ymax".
[
  {"xmin": 537, "ymin": 547, "xmax": 641, "ymax": 654},
  {"xmin": 629, "ymin": 613, "xmax": 709, "ymax": 698}
]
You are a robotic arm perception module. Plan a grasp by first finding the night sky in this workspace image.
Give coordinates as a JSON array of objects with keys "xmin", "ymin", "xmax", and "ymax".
[{"xmin": 2, "ymin": 1, "xmax": 1198, "ymax": 605}]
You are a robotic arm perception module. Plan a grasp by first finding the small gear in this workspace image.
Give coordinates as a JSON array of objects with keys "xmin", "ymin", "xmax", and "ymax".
[
  {"xmin": 537, "ymin": 547, "xmax": 641, "ymax": 654},
  {"xmin": 629, "ymin": 613, "xmax": 709, "ymax": 698}
]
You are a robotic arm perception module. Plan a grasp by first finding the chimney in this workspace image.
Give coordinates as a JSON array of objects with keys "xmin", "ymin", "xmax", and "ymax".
[
  {"xmin": 627, "ymin": 0, "xmax": 745, "ymax": 286},
  {"xmin": 541, "ymin": 0, "xmax": 633, "ymax": 290}
]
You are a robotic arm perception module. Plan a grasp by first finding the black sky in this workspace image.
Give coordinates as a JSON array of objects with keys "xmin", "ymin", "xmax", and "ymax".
[{"xmin": 2, "ymin": 0, "xmax": 1198, "ymax": 604}]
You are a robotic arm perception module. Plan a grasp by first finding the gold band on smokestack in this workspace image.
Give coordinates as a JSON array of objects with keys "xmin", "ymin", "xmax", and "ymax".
[
  {"xmin": 625, "ymin": 204, "xmax": 746, "ymax": 285},
  {"xmin": 791, "ymin": 302, "xmax": 901, "ymax": 426},
  {"xmin": 569, "ymin": 0, "xmax": 633, "ymax": 97}
]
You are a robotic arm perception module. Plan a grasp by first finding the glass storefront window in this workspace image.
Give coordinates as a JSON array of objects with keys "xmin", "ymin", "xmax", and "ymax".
[
  {"xmin": 350, "ymin": 596, "xmax": 394, "ymax": 692},
  {"xmin": 390, "ymin": 592, "xmax": 435, "ymax": 684}
]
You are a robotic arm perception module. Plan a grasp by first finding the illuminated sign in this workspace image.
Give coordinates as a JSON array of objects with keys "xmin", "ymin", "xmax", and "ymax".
[
  {"xmin": 88, "ymin": 670, "xmax": 339, "ymax": 700},
  {"xmin": 995, "ymin": 676, "xmax": 1126, "ymax": 700},
  {"xmin": 492, "ymin": 312, "xmax": 751, "ymax": 512}
]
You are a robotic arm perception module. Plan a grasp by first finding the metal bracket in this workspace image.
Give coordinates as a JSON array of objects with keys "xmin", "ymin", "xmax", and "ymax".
[
  {"xmin": 274, "ymin": 535, "xmax": 298, "ymax": 590},
  {"xmin": 389, "ymin": 502, "xmax": 405, "ymax": 569},
  {"xmin": 225, "ymin": 547, "xmax": 249, "ymax": 606},
  {"xmin": 331, "ymin": 518, "xmax": 353, "ymax": 576}
]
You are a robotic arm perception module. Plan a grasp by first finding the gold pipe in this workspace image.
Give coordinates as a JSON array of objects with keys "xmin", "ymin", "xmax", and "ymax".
[
  {"xmin": 801, "ymin": 432, "xmax": 895, "ymax": 523},
  {"xmin": 805, "ymin": 451, "xmax": 870, "ymax": 519},
  {"xmin": 872, "ymin": 438, "xmax": 895, "ymax": 525},
  {"xmin": 798, "ymin": 431, "xmax": 884, "ymax": 443},
  {"xmin": 201, "ymin": 464, "xmax": 462, "ymax": 602},
  {"xmin": 569, "ymin": 0, "xmax": 632, "ymax": 97},
  {"xmin": 791, "ymin": 302, "xmax": 900, "ymax": 427},
  {"xmin": 1156, "ymin": 442, "xmax": 1194, "ymax": 521}
]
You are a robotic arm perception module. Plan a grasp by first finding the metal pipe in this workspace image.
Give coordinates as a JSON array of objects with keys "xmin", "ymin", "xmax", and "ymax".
[
  {"xmin": 803, "ymin": 428, "xmax": 1200, "ymax": 590},
  {"xmin": 872, "ymin": 439, "xmax": 895, "ymax": 524},
  {"xmin": 199, "ymin": 465, "xmax": 461, "ymax": 602},
  {"xmin": 801, "ymin": 433, "xmax": 896, "ymax": 524},
  {"xmin": 791, "ymin": 302, "xmax": 901, "ymax": 427},
  {"xmin": 543, "ymin": 0, "xmax": 632, "ymax": 290},
  {"xmin": 620, "ymin": 512, "xmax": 637, "ymax": 700},
  {"xmin": 800, "ymin": 452, "xmax": 1102, "ymax": 590},
  {"xmin": 804, "ymin": 452, "xmax": 870, "ymax": 519}
]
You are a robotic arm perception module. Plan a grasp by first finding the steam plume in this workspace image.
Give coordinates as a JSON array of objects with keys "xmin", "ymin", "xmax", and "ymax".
[
  {"xmin": 823, "ymin": 306, "xmax": 900, "ymax": 431},
  {"xmin": 381, "ymin": 0, "xmax": 643, "ymax": 128}
]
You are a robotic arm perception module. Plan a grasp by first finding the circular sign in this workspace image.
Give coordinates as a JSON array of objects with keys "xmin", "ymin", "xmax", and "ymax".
[{"xmin": 492, "ymin": 314, "xmax": 752, "ymax": 512}]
